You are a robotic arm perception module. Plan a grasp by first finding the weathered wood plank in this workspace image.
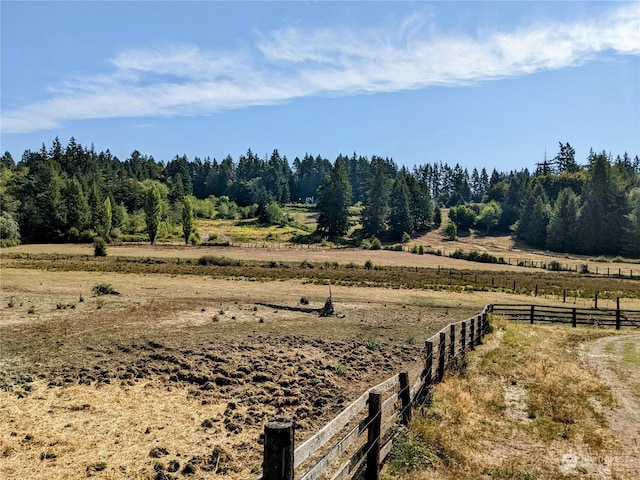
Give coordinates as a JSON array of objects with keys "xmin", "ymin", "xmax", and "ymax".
[
  {"xmin": 299, "ymin": 417, "xmax": 368, "ymax": 480},
  {"xmin": 294, "ymin": 391, "xmax": 368, "ymax": 468}
]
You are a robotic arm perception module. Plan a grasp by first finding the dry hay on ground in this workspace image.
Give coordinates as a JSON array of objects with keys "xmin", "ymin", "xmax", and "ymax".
[{"xmin": 1, "ymin": 268, "xmax": 473, "ymax": 479}]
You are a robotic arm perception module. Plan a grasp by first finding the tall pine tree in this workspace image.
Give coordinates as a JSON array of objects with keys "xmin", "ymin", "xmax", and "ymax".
[
  {"xmin": 547, "ymin": 188, "xmax": 579, "ymax": 253},
  {"xmin": 316, "ymin": 160, "xmax": 352, "ymax": 237},
  {"xmin": 388, "ymin": 176, "xmax": 412, "ymax": 240}
]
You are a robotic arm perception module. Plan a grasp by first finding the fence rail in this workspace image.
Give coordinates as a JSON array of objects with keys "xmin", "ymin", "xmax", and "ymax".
[{"xmin": 491, "ymin": 303, "xmax": 640, "ymax": 329}]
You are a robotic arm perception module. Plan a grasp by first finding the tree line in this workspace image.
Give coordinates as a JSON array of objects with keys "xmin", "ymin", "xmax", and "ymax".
[{"xmin": 0, "ymin": 138, "xmax": 638, "ymax": 257}]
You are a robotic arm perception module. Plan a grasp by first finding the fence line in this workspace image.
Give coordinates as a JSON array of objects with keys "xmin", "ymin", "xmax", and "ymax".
[
  {"xmin": 261, "ymin": 306, "xmax": 491, "ymax": 480},
  {"xmin": 260, "ymin": 302, "xmax": 639, "ymax": 479},
  {"xmin": 491, "ymin": 303, "xmax": 640, "ymax": 329}
]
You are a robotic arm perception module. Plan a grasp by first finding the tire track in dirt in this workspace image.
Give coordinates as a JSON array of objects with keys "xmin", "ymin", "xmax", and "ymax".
[{"xmin": 580, "ymin": 334, "xmax": 640, "ymax": 477}]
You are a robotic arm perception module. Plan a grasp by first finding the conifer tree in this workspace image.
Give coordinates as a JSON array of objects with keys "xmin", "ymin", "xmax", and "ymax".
[
  {"xmin": 316, "ymin": 161, "xmax": 352, "ymax": 237},
  {"xmin": 361, "ymin": 156, "xmax": 392, "ymax": 237},
  {"xmin": 388, "ymin": 177, "xmax": 412, "ymax": 239},
  {"xmin": 144, "ymin": 184, "xmax": 162, "ymax": 244},
  {"xmin": 547, "ymin": 188, "xmax": 579, "ymax": 252}
]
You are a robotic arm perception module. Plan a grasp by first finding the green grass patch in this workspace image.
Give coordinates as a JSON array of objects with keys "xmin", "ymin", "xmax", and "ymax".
[{"xmin": 621, "ymin": 341, "xmax": 640, "ymax": 366}]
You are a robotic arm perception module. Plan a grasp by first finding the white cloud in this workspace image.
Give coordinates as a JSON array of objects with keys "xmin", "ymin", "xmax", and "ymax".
[{"xmin": 2, "ymin": 5, "xmax": 638, "ymax": 134}]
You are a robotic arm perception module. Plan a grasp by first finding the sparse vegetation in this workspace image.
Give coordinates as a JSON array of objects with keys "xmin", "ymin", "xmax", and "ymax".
[
  {"xmin": 386, "ymin": 321, "xmax": 620, "ymax": 479},
  {"xmin": 92, "ymin": 282, "xmax": 119, "ymax": 296}
]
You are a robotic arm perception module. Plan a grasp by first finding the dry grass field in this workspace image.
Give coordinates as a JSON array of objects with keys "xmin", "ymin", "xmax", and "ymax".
[
  {"xmin": 383, "ymin": 321, "xmax": 640, "ymax": 480},
  {"xmin": 1, "ymin": 238, "xmax": 639, "ymax": 479}
]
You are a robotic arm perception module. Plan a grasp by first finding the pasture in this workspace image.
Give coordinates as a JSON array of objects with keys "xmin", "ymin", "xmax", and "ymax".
[{"xmin": 1, "ymin": 239, "xmax": 639, "ymax": 479}]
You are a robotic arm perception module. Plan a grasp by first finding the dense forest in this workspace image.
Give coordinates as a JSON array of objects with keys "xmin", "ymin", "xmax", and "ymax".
[{"xmin": 1, "ymin": 137, "xmax": 639, "ymax": 257}]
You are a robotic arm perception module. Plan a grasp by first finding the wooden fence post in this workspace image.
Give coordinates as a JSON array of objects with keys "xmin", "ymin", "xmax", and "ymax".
[
  {"xmin": 449, "ymin": 324, "xmax": 456, "ymax": 359},
  {"xmin": 572, "ymin": 308, "xmax": 577, "ymax": 328},
  {"xmin": 477, "ymin": 314, "xmax": 483, "ymax": 345},
  {"xmin": 423, "ymin": 341, "xmax": 434, "ymax": 405},
  {"xmin": 263, "ymin": 419, "xmax": 295, "ymax": 480},
  {"xmin": 366, "ymin": 391, "xmax": 382, "ymax": 480},
  {"xmin": 563, "ymin": 289, "xmax": 566, "ymax": 303},
  {"xmin": 530, "ymin": 305, "xmax": 535, "ymax": 324},
  {"xmin": 470, "ymin": 318, "xmax": 475, "ymax": 351},
  {"xmin": 461, "ymin": 321, "xmax": 467, "ymax": 353},
  {"xmin": 399, "ymin": 372, "xmax": 411, "ymax": 425},
  {"xmin": 438, "ymin": 332, "xmax": 446, "ymax": 381},
  {"xmin": 513, "ymin": 281, "xmax": 516, "ymax": 293},
  {"xmin": 616, "ymin": 298, "xmax": 621, "ymax": 331}
]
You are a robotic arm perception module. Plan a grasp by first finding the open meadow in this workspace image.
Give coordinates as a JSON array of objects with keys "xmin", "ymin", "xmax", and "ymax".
[{"xmin": 1, "ymin": 238, "xmax": 639, "ymax": 479}]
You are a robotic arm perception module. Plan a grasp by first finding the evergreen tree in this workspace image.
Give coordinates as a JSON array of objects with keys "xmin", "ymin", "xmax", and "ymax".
[
  {"xmin": 87, "ymin": 182, "xmax": 103, "ymax": 233},
  {"xmin": 405, "ymin": 174, "xmax": 433, "ymax": 232},
  {"xmin": 578, "ymin": 153, "xmax": 628, "ymax": 254},
  {"xmin": 554, "ymin": 142, "xmax": 579, "ymax": 173},
  {"xmin": 101, "ymin": 197, "xmax": 112, "ymax": 240},
  {"xmin": 622, "ymin": 188, "xmax": 640, "ymax": 258},
  {"xmin": 547, "ymin": 188, "xmax": 579, "ymax": 253},
  {"xmin": 516, "ymin": 184, "xmax": 550, "ymax": 248},
  {"xmin": 63, "ymin": 177, "xmax": 89, "ymax": 236},
  {"xmin": 182, "ymin": 196, "xmax": 194, "ymax": 245},
  {"xmin": 19, "ymin": 160, "xmax": 67, "ymax": 242},
  {"xmin": 388, "ymin": 177, "xmax": 412, "ymax": 239},
  {"xmin": 361, "ymin": 156, "xmax": 392, "ymax": 237},
  {"xmin": 499, "ymin": 170, "xmax": 530, "ymax": 230},
  {"xmin": 144, "ymin": 184, "xmax": 162, "ymax": 244},
  {"xmin": 433, "ymin": 207, "xmax": 442, "ymax": 228},
  {"xmin": 316, "ymin": 161, "xmax": 352, "ymax": 237}
]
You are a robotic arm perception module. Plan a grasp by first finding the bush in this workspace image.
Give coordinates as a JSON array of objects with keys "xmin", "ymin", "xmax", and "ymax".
[
  {"xmin": 92, "ymin": 282, "xmax": 119, "ymax": 296},
  {"xmin": 441, "ymin": 221, "xmax": 457, "ymax": 241},
  {"xmin": 370, "ymin": 237, "xmax": 382, "ymax": 250},
  {"xmin": 364, "ymin": 259, "xmax": 373, "ymax": 270},
  {"xmin": 94, "ymin": 237, "xmax": 108, "ymax": 257},
  {"xmin": 197, "ymin": 255, "xmax": 242, "ymax": 267},
  {"xmin": 79, "ymin": 229, "xmax": 97, "ymax": 243},
  {"xmin": 401, "ymin": 231, "xmax": 411, "ymax": 244},
  {"xmin": 189, "ymin": 231, "xmax": 201, "ymax": 245},
  {"xmin": 449, "ymin": 249, "xmax": 505, "ymax": 264},
  {"xmin": 547, "ymin": 260, "xmax": 561, "ymax": 271}
]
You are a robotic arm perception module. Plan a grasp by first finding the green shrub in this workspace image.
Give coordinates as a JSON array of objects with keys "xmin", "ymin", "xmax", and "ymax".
[
  {"xmin": 197, "ymin": 255, "xmax": 242, "ymax": 267},
  {"xmin": 441, "ymin": 221, "xmax": 457, "ymax": 241},
  {"xmin": 449, "ymin": 249, "xmax": 505, "ymax": 264},
  {"xmin": 364, "ymin": 259, "xmax": 373, "ymax": 270},
  {"xmin": 370, "ymin": 237, "xmax": 382, "ymax": 250},
  {"xmin": 401, "ymin": 231, "xmax": 411, "ymax": 244},
  {"xmin": 94, "ymin": 237, "xmax": 108, "ymax": 257}
]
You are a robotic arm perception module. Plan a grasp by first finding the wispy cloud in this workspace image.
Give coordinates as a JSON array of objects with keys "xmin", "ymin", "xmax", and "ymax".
[{"xmin": 2, "ymin": 5, "xmax": 638, "ymax": 134}]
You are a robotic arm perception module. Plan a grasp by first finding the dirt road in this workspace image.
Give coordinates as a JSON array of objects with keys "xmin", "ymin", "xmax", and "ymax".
[{"xmin": 580, "ymin": 334, "xmax": 640, "ymax": 478}]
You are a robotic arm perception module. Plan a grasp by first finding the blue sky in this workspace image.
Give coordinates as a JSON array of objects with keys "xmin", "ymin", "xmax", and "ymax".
[{"xmin": 1, "ymin": 1, "xmax": 639, "ymax": 172}]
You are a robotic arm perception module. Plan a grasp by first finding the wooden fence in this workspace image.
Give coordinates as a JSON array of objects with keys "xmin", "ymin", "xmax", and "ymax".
[
  {"xmin": 260, "ymin": 306, "xmax": 492, "ymax": 480},
  {"xmin": 491, "ymin": 303, "xmax": 640, "ymax": 329},
  {"xmin": 259, "ymin": 302, "xmax": 640, "ymax": 479}
]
